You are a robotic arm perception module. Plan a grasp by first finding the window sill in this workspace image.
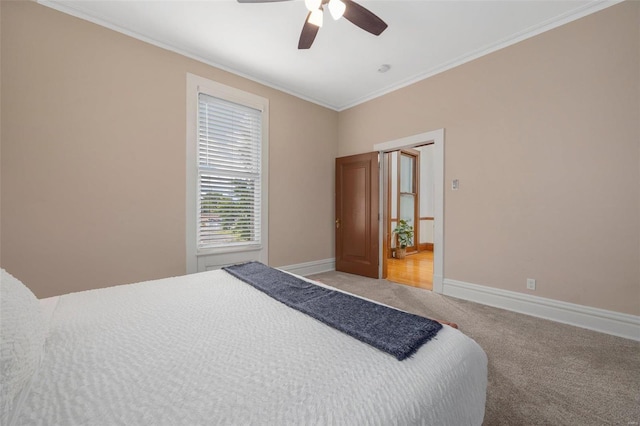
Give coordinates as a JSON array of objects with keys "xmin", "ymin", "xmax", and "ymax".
[{"xmin": 196, "ymin": 244, "xmax": 262, "ymax": 257}]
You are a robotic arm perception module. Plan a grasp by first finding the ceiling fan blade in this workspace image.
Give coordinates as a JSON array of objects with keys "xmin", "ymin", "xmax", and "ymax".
[
  {"xmin": 342, "ymin": 0, "xmax": 387, "ymax": 36},
  {"xmin": 298, "ymin": 14, "xmax": 320, "ymax": 49},
  {"xmin": 236, "ymin": 0, "xmax": 292, "ymax": 3}
]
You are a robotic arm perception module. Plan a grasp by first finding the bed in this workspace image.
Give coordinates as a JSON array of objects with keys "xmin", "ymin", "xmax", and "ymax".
[{"xmin": 1, "ymin": 265, "xmax": 487, "ymax": 425}]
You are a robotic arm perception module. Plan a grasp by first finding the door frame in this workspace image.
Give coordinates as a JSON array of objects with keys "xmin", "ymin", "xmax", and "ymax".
[{"xmin": 374, "ymin": 129, "xmax": 445, "ymax": 294}]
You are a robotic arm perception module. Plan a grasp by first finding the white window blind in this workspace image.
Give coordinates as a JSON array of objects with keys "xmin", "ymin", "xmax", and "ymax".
[{"xmin": 197, "ymin": 93, "xmax": 262, "ymax": 251}]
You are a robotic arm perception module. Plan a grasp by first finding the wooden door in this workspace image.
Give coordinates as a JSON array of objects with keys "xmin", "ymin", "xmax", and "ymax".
[{"xmin": 335, "ymin": 152, "xmax": 379, "ymax": 278}]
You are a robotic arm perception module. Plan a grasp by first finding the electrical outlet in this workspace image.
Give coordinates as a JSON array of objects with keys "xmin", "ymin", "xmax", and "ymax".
[
  {"xmin": 452, "ymin": 179, "xmax": 459, "ymax": 190},
  {"xmin": 526, "ymin": 278, "xmax": 536, "ymax": 290}
]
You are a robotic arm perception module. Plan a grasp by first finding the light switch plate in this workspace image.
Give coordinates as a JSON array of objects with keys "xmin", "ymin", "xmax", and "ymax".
[{"xmin": 526, "ymin": 278, "xmax": 536, "ymax": 290}]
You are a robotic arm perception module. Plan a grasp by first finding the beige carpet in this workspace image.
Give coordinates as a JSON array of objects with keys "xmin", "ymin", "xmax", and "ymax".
[{"xmin": 308, "ymin": 271, "xmax": 640, "ymax": 426}]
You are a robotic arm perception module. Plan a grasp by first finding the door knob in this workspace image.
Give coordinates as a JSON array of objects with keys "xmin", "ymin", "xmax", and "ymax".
[{"xmin": 335, "ymin": 218, "xmax": 340, "ymax": 229}]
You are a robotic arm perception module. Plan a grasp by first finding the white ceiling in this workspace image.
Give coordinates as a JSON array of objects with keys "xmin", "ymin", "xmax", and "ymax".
[{"xmin": 39, "ymin": 0, "xmax": 619, "ymax": 111}]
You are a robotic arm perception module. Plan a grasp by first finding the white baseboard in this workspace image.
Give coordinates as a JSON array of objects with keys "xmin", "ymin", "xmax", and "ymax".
[
  {"xmin": 279, "ymin": 258, "xmax": 336, "ymax": 276},
  {"xmin": 276, "ymin": 261, "xmax": 640, "ymax": 341},
  {"xmin": 443, "ymin": 278, "xmax": 640, "ymax": 342},
  {"xmin": 433, "ymin": 274, "xmax": 444, "ymax": 293}
]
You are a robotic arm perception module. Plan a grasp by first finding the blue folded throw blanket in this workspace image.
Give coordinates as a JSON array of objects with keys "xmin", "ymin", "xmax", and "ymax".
[{"xmin": 223, "ymin": 261, "xmax": 442, "ymax": 361}]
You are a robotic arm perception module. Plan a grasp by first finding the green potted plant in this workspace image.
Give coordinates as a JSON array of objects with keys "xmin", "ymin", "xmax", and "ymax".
[{"xmin": 392, "ymin": 219, "xmax": 414, "ymax": 259}]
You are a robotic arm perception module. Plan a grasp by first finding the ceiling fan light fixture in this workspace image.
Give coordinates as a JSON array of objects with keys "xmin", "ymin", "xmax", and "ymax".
[
  {"xmin": 308, "ymin": 8, "xmax": 324, "ymax": 27},
  {"xmin": 304, "ymin": 0, "xmax": 322, "ymax": 12},
  {"xmin": 238, "ymin": 0, "xmax": 387, "ymax": 50},
  {"xmin": 328, "ymin": 0, "xmax": 346, "ymax": 20}
]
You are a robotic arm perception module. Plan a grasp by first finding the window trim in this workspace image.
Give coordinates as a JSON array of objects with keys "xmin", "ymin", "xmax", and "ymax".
[{"xmin": 186, "ymin": 73, "xmax": 269, "ymax": 273}]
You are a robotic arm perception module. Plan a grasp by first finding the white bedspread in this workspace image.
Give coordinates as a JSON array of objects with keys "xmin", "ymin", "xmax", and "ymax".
[{"xmin": 17, "ymin": 270, "xmax": 487, "ymax": 425}]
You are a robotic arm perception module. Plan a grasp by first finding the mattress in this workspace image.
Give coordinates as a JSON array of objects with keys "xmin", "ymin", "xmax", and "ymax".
[{"xmin": 16, "ymin": 269, "xmax": 487, "ymax": 425}]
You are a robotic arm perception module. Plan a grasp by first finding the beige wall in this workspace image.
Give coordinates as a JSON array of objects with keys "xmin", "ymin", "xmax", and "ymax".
[
  {"xmin": 0, "ymin": 0, "xmax": 3, "ymax": 269},
  {"xmin": 2, "ymin": 1, "xmax": 638, "ymax": 317},
  {"xmin": 0, "ymin": 1, "xmax": 338, "ymax": 297},
  {"xmin": 339, "ymin": 1, "xmax": 640, "ymax": 316}
]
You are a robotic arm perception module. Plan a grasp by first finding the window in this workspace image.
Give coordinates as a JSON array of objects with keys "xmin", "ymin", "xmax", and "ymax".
[
  {"xmin": 187, "ymin": 74, "xmax": 269, "ymax": 273},
  {"xmin": 197, "ymin": 94, "xmax": 262, "ymax": 249}
]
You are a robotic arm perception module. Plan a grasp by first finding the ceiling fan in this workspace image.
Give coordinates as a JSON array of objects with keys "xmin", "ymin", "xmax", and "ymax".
[{"xmin": 237, "ymin": 0, "xmax": 388, "ymax": 49}]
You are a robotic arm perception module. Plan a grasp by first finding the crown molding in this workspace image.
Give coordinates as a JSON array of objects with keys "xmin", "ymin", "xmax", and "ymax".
[
  {"xmin": 336, "ymin": 0, "xmax": 624, "ymax": 111},
  {"xmin": 38, "ymin": 0, "xmax": 623, "ymax": 112},
  {"xmin": 36, "ymin": 0, "xmax": 337, "ymax": 110}
]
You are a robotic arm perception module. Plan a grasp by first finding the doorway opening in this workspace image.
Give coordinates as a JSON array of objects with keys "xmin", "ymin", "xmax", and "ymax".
[
  {"xmin": 374, "ymin": 129, "xmax": 444, "ymax": 294},
  {"xmin": 383, "ymin": 145, "xmax": 434, "ymax": 290}
]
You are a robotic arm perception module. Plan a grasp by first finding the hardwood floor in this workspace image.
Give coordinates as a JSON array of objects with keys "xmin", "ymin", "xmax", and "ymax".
[{"xmin": 386, "ymin": 250, "xmax": 433, "ymax": 290}]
